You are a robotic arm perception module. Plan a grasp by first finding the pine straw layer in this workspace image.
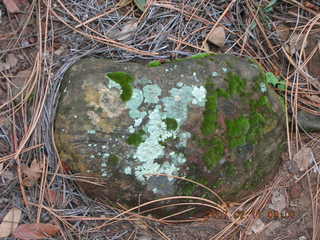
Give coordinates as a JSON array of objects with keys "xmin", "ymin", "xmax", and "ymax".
[{"xmin": 0, "ymin": 0, "xmax": 320, "ymax": 239}]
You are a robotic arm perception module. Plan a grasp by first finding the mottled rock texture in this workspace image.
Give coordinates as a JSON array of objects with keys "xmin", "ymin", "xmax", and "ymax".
[{"xmin": 54, "ymin": 54, "xmax": 285, "ymax": 216}]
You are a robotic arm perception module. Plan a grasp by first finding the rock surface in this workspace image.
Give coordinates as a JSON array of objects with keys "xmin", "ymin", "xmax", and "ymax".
[{"xmin": 54, "ymin": 54, "xmax": 285, "ymax": 215}]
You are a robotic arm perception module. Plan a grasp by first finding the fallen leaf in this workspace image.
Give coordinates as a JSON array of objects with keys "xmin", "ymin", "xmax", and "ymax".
[
  {"xmin": 268, "ymin": 190, "xmax": 286, "ymax": 212},
  {"xmin": 0, "ymin": 208, "xmax": 22, "ymax": 238},
  {"xmin": 113, "ymin": 20, "xmax": 138, "ymax": 41},
  {"xmin": 264, "ymin": 221, "xmax": 281, "ymax": 237},
  {"xmin": 7, "ymin": 54, "xmax": 18, "ymax": 69},
  {"xmin": 13, "ymin": 223, "xmax": 60, "ymax": 240},
  {"xmin": 250, "ymin": 218, "xmax": 265, "ymax": 234},
  {"xmin": 293, "ymin": 147, "xmax": 314, "ymax": 171},
  {"xmin": 286, "ymin": 32, "xmax": 308, "ymax": 55},
  {"xmin": 134, "ymin": 0, "xmax": 147, "ymax": 12},
  {"xmin": 304, "ymin": 2, "xmax": 320, "ymax": 11},
  {"xmin": 207, "ymin": 26, "xmax": 225, "ymax": 48},
  {"xmin": 12, "ymin": 69, "xmax": 31, "ymax": 96},
  {"xmin": 117, "ymin": 0, "xmax": 132, "ymax": 7},
  {"xmin": 45, "ymin": 189, "xmax": 63, "ymax": 206},
  {"xmin": 275, "ymin": 24, "xmax": 290, "ymax": 41},
  {"xmin": 3, "ymin": 0, "xmax": 20, "ymax": 13},
  {"xmin": 305, "ymin": 33, "xmax": 320, "ymax": 78},
  {"xmin": 0, "ymin": 61, "xmax": 11, "ymax": 71},
  {"xmin": 21, "ymin": 159, "xmax": 44, "ymax": 187}
]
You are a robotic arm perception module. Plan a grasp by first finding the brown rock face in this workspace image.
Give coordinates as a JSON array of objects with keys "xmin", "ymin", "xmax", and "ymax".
[{"xmin": 54, "ymin": 55, "xmax": 285, "ymax": 216}]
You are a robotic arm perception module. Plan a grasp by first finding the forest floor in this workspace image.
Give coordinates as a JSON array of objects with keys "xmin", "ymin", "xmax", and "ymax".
[{"xmin": 0, "ymin": 0, "xmax": 320, "ymax": 239}]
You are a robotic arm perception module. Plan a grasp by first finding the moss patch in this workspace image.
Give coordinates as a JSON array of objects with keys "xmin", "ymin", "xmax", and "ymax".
[
  {"xmin": 225, "ymin": 72, "xmax": 246, "ymax": 96},
  {"xmin": 163, "ymin": 118, "xmax": 178, "ymax": 131},
  {"xmin": 226, "ymin": 116, "xmax": 250, "ymax": 148},
  {"xmin": 127, "ymin": 130, "xmax": 146, "ymax": 146},
  {"xmin": 148, "ymin": 60, "xmax": 162, "ymax": 67},
  {"xmin": 108, "ymin": 154, "xmax": 120, "ymax": 166},
  {"xmin": 201, "ymin": 82, "xmax": 218, "ymax": 135},
  {"xmin": 106, "ymin": 72, "xmax": 135, "ymax": 101},
  {"xmin": 189, "ymin": 52, "xmax": 213, "ymax": 59},
  {"xmin": 203, "ymin": 138, "xmax": 225, "ymax": 169},
  {"xmin": 223, "ymin": 162, "xmax": 237, "ymax": 177}
]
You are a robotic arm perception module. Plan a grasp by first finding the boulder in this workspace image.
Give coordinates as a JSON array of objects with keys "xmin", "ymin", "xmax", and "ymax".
[{"xmin": 54, "ymin": 54, "xmax": 285, "ymax": 216}]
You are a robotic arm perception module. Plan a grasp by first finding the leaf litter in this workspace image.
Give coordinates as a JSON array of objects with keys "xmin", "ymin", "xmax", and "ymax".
[
  {"xmin": 13, "ymin": 223, "xmax": 60, "ymax": 240},
  {"xmin": 21, "ymin": 159, "xmax": 44, "ymax": 187},
  {"xmin": 0, "ymin": 208, "xmax": 22, "ymax": 238}
]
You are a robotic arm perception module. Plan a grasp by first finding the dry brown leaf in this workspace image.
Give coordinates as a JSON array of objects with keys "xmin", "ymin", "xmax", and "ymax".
[
  {"xmin": 0, "ymin": 61, "xmax": 11, "ymax": 71},
  {"xmin": 0, "ymin": 208, "xmax": 22, "ymax": 238},
  {"xmin": 268, "ymin": 190, "xmax": 286, "ymax": 212},
  {"xmin": 275, "ymin": 24, "xmax": 290, "ymax": 41},
  {"xmin": 21, "ymin": 159, "xmax": 44, "ymax": 187},
  {"xmin": 3, "ymin": 0, "xmax": 20, "ymax": 13},
  {"xmin": 293, "ymin": 147, "xmax": 314, "ymax": 171},
  {"xmin": 246, "ymin": 218, "xmax": 265, "ymax": 235},
  {"xmin": 286, "ymin": 32, "xmax": 308, "ymax": 55},
  {"xmin": 13, "ymin": 223, "xmax": 60, "ymax": 240},
  {"xmin": 7, "ymin": 54, "xmax": 18, "ymax": 69},
  {"xmin": 207, "ymin": 26, "xmax": 225, "ymax": 48},
  {"xmin": 117, "ymin": 0, "xmax": 132, "ymax": 7},
  {"xmin": 12, "ymin": 69, "xmax": 31, "ymax": 96},
  {"xmin": 110, "ymin": 20, "xmax": 138, "ymax": 41},
  {"xmin": 3, "ymin": 0, "xmax": 29, "ymax": 13}
]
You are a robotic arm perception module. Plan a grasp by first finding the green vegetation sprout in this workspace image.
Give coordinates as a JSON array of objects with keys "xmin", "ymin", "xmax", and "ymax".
[
  {"xmin": 201, "ymin": 82, "xmax": 218, "ymax": 135},
  {"xmin": 163, "ymin": 118, "xmax": 178, "ymax": 131},
  {"xmin": 106, "ymin": 72, "xmax": 135, "ymax": 101},
  {"xmin": 127, "ymin": 130, "xmax": 146, "ymax": 146}
]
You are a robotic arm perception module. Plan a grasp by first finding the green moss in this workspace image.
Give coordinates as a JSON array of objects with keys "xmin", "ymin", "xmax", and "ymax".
[
  {"xmin": 108, "ymin": 154, "xmax": 119, "ymax": 166},
  {"xmin": 163, "ymin": 118, "xmax": 178, "ymax": 131},
  {"xmin": 247, "ymin": 112, "xmax": 266, "ymax": 143},
  {"xmin": 127, "ymin": 130, "xmax": 146, "ymax": 146},
  {"xmin": 203, "ymin": 138, "xmax": 225, "ymax": 169},
  {"xmin": 148, "ymin": 60, "xmax": 162, "ymax": 67},
  {"xmin": 226, "ymin": 116, "xmax": 250, "ymax": 148},
  {"xmin": 201, "ymin": 82, "xmax": 218, "ymax": 135},
  {"xmin": 216, "ymin": 88, "xmax": 229, "ymax": 98},
  {"xmin": 181, "ymin": 182, "xmax": 196, "ymax": 195},
  {"xmin": 225, "ymin": 72, "xmax": 246, "ymax": 96},
  {"xmin": 212, "ymin": 178, "xmax": 224, "ymax": 189},
  {"xmin": 244, "ymin": 158, "xmax": 254, "ymax": 170},
  {"xmin": 106, "ymin": 72, "xmax": 134, "ymax": 101},
  {"xmin": 224, "ymin": 162, "xmax": 237, "ymax": 177},
  {"xmin": 189, "ymin": 52, "xmax": 213, "ymax": 59}
]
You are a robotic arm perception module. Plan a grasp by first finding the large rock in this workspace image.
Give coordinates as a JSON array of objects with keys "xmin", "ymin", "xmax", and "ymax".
[{"xmin": 54, "ymin": 54, "xmax": 285, "ymax": 216}]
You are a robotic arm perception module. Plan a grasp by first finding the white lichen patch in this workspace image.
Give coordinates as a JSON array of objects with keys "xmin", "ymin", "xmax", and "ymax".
[
  {"xmin": 260, "ymin": 82, "xmax": 267, "ymax": 93},
  {"xmin": 212, "ymin": 72, "xmax": 219, "ymax": 77},
  {"xmin": 123, "ymin": 82, "xmax": 207, "ymax": 183},
  {"xmin": 143, "ymin": 84, "xmax": 162, "ymax": 104},
  {"xmin": 191, "ymin": 86, "xmax": 206, "ymax": 106},
  {"xmin": 104, "ymin": 72, "xmax": 207, "ymax": 184}
]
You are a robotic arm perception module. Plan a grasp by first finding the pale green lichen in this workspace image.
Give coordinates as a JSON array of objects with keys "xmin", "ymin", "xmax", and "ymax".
[
  {"xmin": 143, "ymin": 84, "xmax": 162, "ymax": 104},
  {"xmin": 122, "ymin": 81, "xmax": 206, "ymax": 183},
  {"xmin": 177, "ymin": 132, "xmax": 191, "ymax": 148},
  {"xmin": 212, "ymin": 72, "xmax": 219, "ymax": 77},
  {"xmin": 162, "ymin": 86, "xmax": 194, "ymax": 122},
  {"xmin": 259, "ymin": 82, "xmax": 267, "ymax": 92},
  {"xmin": 191, "ymin": 86, "xmax": 207, "ymax": 106}
]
